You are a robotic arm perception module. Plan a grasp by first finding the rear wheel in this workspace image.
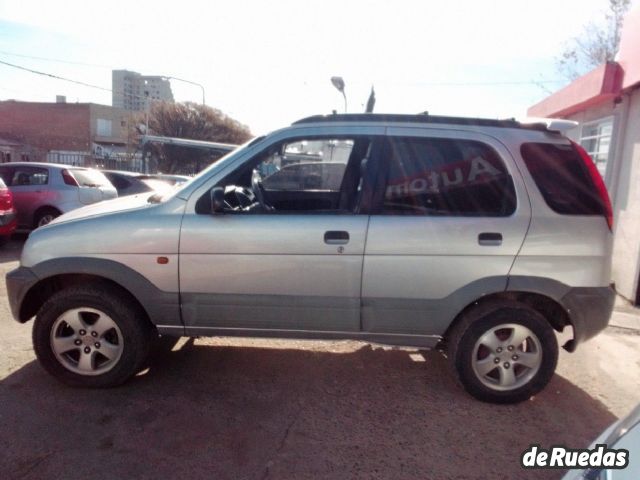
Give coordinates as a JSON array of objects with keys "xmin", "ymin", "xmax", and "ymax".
[
  {"xmin": 446, "ymin": 301, "xmax": 558, "ymax": 404},
  {"xmin": 33, "ymin": 286, "xmax": 153, "ymax": 387},
  {"xmin": 34, "ymin": 208, "xmax": 61, "ymax": 228}
]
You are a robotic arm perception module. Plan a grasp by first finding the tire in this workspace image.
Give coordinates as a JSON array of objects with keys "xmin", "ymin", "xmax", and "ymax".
[
  {"xmin": 446, "ymin": 301, "xmax": 558, "ymax": 404},
  {"xmin": 32, "ymin": 285, "xmax": 153, "ymax": 388},
  {"xmin": 34, "ymin": 208, "xmax": 61, "ymax": 228}
]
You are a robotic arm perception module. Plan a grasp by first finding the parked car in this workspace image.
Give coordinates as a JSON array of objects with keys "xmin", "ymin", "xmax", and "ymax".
[
  {"xmin": 139, "ymin": 173, "xmax": 191, "ymax": 186},
  {"xmin": 5, "ymin": 114, "xmax": 615, "ymax": 403},
  {"xmin": 0, "ymin": 162, "xmax": 118, "ymax": 228},
  {"xmin": 100, "ymin": 170, "xmax": 167, "ymax": 197},
  {"xmin": 562, "ymin": 403, "xmax": 639, "ymax": 479},
  {"xmin": 0, "ymin": 177, "xmax": 17, "ymax": 243}
]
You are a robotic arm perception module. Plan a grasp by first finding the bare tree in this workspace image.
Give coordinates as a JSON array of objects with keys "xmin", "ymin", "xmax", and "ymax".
[
  {"xmin": 136, "ymin": 102, "xmax": 252, "ymax": 174},
  {"xmin": 557, "ymin": 0, "xmax": 630, "ymax": 80}
]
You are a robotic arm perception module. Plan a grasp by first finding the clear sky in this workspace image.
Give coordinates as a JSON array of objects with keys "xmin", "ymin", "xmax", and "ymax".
[{"xmin": 0, "ymin": 0, "xmax": 637, "ymax": 134}]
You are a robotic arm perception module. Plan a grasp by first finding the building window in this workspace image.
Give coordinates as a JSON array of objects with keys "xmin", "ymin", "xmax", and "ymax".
[
  {"xmin": 579, "ymin": 117, "xmax": 613, "ymax": 178},
  {"xmin": 97, "ymin": 118, "xmax": 113, "ymax": 137}
]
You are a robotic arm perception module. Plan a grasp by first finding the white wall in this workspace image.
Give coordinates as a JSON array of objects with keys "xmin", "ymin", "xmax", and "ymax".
[{"xmin": 610, "ymin": 90, "xmax": 640, "ymax": 302}]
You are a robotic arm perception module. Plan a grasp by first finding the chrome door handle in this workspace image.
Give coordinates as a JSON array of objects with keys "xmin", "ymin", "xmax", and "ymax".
[
  {"xmin": 478, "ymin": 232, "xmax": 503, "ymax": 246},
  {"xmin": 324, "ymin": 231, "xmax": 350, "ymax": 245}
]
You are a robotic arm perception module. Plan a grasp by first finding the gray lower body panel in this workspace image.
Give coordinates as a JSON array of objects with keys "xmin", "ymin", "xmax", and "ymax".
[
  {"xmin": 180, "ymin": 293, "xmax": 360, "ymax": 332},
  {"xmin": 560, "ymin": 285, "xmax": 615, "ymax": 346}
]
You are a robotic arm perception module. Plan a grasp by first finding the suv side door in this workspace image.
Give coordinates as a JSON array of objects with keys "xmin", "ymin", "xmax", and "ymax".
[
  {"xmin": 179, "ymin": 127, "xmax": 384, "ymax": 334},
  {"xmin": 361, "ymin": 128, "xmax": 531, "ymax": 342}
]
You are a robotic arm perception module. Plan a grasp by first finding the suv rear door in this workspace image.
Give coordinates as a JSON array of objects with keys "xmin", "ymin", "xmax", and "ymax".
[{"xmin": 361, "ymin": 128, "xmax": 531, "ymax": 341}]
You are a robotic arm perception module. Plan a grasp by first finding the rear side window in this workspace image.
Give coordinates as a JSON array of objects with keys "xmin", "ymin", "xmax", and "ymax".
[
  {"xmin": 380, "ymin": 137, "xmax": 516, "ymax": 216},
  {"xmin": 520, "ymin": 143, "xmax": 605, "ymax": 215},
  {"xmin": 5, "ymin": 167, "xmax": 49, "ymax": 186}
]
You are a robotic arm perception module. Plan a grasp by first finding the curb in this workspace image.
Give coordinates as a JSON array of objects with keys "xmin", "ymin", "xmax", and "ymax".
[{"xmin": 609, "ymin": 310, "xmax": 640, "ymax": 331}]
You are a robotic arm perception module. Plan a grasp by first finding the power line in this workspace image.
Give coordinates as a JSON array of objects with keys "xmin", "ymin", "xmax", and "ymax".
[
  {"xmin": 0, "ymin": 50, "xmax": 112, "ymax": 69},
  {"xmin": 0, "ymin": 58, "xmax": 112, "ymax": 92},
  {"xmin": 0, "ymin": 58, "xmax": 155, "ymax": 102},
  {"xmin": 0, "ymin": 49, "xmax": 563, "ymax": 88}
]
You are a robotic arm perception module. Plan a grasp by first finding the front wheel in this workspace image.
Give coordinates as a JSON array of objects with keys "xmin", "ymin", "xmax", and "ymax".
[
  {"xmin": 33, "ymin": 286, "xmax": 153, "ymax": 387},
  {"xmin": 446, "ymin": 301, "xmax": 558, "ymax": 404}
]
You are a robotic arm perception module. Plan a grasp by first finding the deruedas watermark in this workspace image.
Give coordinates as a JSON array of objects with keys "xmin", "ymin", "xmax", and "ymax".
[{"xmin": 521, "ymin": 444, "xmax": 629, "ymax": 469}]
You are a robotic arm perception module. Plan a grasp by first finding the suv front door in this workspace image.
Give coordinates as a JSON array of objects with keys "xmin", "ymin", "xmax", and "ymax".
[{"xmin": 179, "ymin": 133, "xmax": 383, "ymax": 334}]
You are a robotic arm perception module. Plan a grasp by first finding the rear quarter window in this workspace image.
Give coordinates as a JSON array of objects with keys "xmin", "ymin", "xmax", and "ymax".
[{"xmin": 520, "ymin": 142, "xmax": 605, "ymax": 215}]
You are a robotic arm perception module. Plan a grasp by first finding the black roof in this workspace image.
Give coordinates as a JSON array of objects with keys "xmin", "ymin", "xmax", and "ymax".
[{"xmin": 293, "ymin": 113, "xmax": 548, "ymax": 131}]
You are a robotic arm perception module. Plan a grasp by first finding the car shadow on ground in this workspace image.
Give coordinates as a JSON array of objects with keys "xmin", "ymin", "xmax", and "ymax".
[
  {"xmin": 0, "ymin": 341, "xmax": 616, "ymax": 480},
  {"xmin": 0, "ymin": 235, "xmax": 26, "ymax": 265}
]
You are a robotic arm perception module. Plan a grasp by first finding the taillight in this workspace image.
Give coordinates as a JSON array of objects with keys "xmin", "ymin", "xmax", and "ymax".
[
  {"xmin": 571, "ymin": 141, "xmax": 613, "ymax": 231},
  {"xmin": 61, "ymin": 169, "xmax": 79, "ymax": 186},
  {"xmin": 0, "ymin": 187, "xmax": 12, "ymax": 211}
]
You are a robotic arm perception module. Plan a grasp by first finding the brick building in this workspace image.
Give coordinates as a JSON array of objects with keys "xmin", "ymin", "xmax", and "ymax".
[{"xmin": 0, "ymin": 99, "xmax": 138, "ymax": 168}]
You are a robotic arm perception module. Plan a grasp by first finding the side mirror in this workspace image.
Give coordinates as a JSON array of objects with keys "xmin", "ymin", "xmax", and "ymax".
[{"xmin": 210, "ymin": 187, "xmax": 225, "ymax": 214}]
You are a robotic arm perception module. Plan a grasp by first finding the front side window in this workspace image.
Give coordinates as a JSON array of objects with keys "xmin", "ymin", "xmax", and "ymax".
[
  {"xmin": 198, "ymin": 136, "xmax": 372, "ymax": 214},
  {"xmin": 260, "ymin": 139, "xmax": 353, "ymax": 192},
  {"xmin": 380, "ymin": 137, "xmax": 516, "ymax": 216}
]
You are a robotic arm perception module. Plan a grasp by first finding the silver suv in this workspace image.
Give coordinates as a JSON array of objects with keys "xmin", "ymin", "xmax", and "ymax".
[{"xmin": 5, "ymin": 114, "xmax": 615, "ymax": 403}]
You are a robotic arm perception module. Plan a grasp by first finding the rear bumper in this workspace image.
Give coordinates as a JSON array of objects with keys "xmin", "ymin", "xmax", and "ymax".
[
  {"xmin": 6, "ymin": 266, "xmax": 39, "ymax": 322},
  {"xmin": 560, "ymin": 285, "xmax": 615, "ymax": 351}
]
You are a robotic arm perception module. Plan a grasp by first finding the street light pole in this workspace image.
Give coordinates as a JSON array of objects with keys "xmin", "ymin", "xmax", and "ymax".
[
  {"xmin": 330, "ymin": 76, "xmax": 347, "ymax": 113},
  {"xmin": 163, "ymin": 76, "xmax": 206, "ymax": 105}
]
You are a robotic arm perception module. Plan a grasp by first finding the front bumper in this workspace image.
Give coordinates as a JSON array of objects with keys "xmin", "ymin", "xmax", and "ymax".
[
  {"xmin": 560, "ymin": 285, "xmax": 616, "ymax": 351},
  {"xmin": 6, "ymin": 266, "xmax": 39, "ymax": 322}
]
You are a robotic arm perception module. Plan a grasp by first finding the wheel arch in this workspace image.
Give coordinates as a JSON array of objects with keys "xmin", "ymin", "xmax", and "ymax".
[
  {"xmin": 440, "ymin": 290, "xmax": 573, "ymax": 352},
  {"xmin": 32, "ymin": 205, "xmax": 62, "ymax": 228},
  {"xmin": 19, "ymin": 257, "xmax": 182, "ymax": 331},
  {"xmin": 21, "ymin": 273, "xmax": 148, "ymax": 325}
]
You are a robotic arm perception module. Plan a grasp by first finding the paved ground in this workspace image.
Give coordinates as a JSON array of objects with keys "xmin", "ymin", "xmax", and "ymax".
[{"xmin": 0, "ymin": 236, "xmax": 639, "ymax": 479}]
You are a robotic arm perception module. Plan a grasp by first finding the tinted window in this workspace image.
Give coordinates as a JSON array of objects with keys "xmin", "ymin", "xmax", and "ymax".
[
  {"xmin": 104, "ymin": 173, "xmax": 132, "ymax": 191},
  {"xmin": 520, "ymin": 143, "xmax": 605, "ymax": 215},
  {"xmin": 0, "ymin": 167, "xmax": 13, "ymax": 185},
  {"xmin": 381, "ymin": 137, "xmax": 516, "ymax": 216},
  {"xmin": 7, "ymin": 167, "xmax": 49, "ymax": 186}
]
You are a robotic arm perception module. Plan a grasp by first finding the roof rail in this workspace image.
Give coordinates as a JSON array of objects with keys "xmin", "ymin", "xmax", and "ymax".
[{"xmin": 292, "ymin": 113, "xmax": 551, "ymax": 131}]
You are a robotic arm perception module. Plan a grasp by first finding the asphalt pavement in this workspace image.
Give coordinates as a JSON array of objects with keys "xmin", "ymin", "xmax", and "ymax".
[{"xmin": 0, "ymin": 236, "xmax": 638, "ymax": 479}]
